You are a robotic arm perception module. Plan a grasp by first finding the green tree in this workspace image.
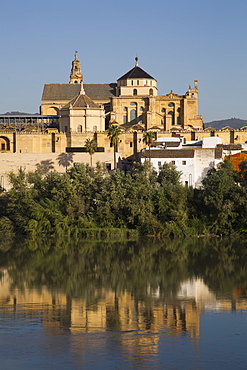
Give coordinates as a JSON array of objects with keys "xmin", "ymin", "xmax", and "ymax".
[
  {"xmin": 143, "ymin": 131, "xmax": 155, "ymax": 161},
  {"xmin": 201, "ymin": 159, "xmax": 240, "ymax": 234},
  {"xmin": 107, "ymin": 124, "xmax": 122, "ymax": 169},
  {"xmin": 85, "ymin": 138, "xmax": 97, "ymax": 166}
]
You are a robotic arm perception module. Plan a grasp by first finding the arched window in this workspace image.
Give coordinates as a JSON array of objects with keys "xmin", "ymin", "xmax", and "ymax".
[
  {"xmin": 74, "ymin": 81, "xmax": 78, "ymax": 84},
  {"xmin": 168, "ymin": 102, "xmax": 175, "ymax": 107},
  {"xmin": 0, "ymin": 136, "xmax": 10, "ymax": 151},
  {"xmin": 149, "ymin": 89, "xmax": 153, "ymax": 96},
  {"xmin": 133, "ymin": 89, "xmax": 137, "ymax": 95},
  {"xmin": 191, "ymin": 93, "xmax": 195, "ymax": 98},
  {"xmin": 123, "ymin": 107, "xmax": 128, "ymax": 124},
  {"xmin": 130, "ymin": 109, "xmax": 137, "ymax": 122},
  {"xmin": 161, "ymin": 108, "xmax": 165, "ymax": 113},
  {"xmin": 168, "ymin": 111, "xmax": 175, "ymax": 126},
  {"xmin": 77, "ymin": 125, "xmax": 82, "ymax": 133}
]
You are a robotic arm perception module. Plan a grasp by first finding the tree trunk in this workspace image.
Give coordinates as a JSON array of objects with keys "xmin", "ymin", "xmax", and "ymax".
[{"xmin": 114, "ymin": 144, "xmax": 117, "ymax": 169}]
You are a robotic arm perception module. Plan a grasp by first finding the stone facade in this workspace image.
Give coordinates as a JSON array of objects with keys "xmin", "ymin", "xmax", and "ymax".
[
  {"xmin": 2, "ymin": 53, "xmax": 247, "ymax": 183},
  {"xmin": 41, "ymin": 54, "xmax": 203, "ymax": 131}
]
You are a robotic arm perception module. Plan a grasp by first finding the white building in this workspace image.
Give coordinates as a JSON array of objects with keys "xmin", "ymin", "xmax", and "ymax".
[{"xmin": 141, "ymin": 136, "xmax": 224, "ymax": 188}]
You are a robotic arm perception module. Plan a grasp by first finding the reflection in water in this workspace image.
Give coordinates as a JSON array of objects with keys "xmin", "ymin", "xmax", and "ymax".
[{"xmin": 1, "ymin": 237, "xmax": 247, "ymax": 368}]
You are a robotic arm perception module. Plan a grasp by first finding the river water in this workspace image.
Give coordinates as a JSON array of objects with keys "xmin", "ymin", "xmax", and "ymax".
[{"xmin": 0, "ymin": 237, "xmax": 247, "ymax": 369}]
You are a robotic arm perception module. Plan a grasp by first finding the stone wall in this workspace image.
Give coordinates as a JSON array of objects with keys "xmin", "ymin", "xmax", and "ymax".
[{"xmin": 0, "ymin": 152, "xmax": 114, "ymax": 190}]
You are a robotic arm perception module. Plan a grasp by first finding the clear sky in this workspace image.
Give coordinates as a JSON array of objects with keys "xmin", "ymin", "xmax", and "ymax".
[{"xmin": 0, "ymin": 0, "xmax": 246, "ymax": 122}]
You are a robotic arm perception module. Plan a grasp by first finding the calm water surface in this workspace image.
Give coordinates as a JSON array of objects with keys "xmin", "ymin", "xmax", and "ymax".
[{"xmin": 0, "ymin": 237, "xmax": 247, "ymax": 369}]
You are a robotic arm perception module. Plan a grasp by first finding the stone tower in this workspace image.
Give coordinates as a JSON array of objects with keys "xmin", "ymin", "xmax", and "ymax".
[{"xmin": 70, "ymin": 51, "xmax": 83, "ymax": 84}]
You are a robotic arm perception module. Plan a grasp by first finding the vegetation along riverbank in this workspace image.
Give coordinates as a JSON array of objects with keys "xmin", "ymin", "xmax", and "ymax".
[{"xmin": 1, "ymin": 158, "xmax": 247, "ymax": 239}]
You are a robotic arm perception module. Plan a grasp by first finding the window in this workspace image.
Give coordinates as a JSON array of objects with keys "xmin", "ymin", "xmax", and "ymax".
[
  {"xmin": 158, "ymin": 161, "xmax": 161, "ymax": 167},
  {"xmin": 185, "ymin": 181, "xmax": 188, "ymax": 186},
  {"xmin": 123, "ymin": 116, "xmax": 127, "ymax": 124},
  {"xmin": 137, "ymin": 80, "xmax": 139, "ymax": 85},
  {"xmin": 161, "ymin": 108, "xmax": 165, "ymax": 113},
  {"xmin": 168, "ymin": 111, "xmax": 175, "ymax": 125},
  {"xmin": 123, "ymin": 107, "xmax": 127, "ymax": 111},
  {"xmin": 130, "ymin": 142, "xmax": 133, "ymax": 148},
  {"xmin": 77, "ymin": 125, "xmax": 83, "ymax": 133},
  {"xmin": 139, "ymin": 107, "xmax": 144, "ymax": 112},
  {"xmin": 133, "ymin": 89, "xmax": 137, "ymax": 95},
  {"xmin": 182, "ymin": 160, "xmax": 186, "ymax": 165},
  {"xmin": 131, "ymin": 80, "xmax": 134, "ymax": 86},
  {"xmin": 176, "ymin": 117, "xmax": 181, "ymax": 125},
  {"xmin": 93, "ymin": 126, "xmax": 97, "ymax": 132},
  {"xmin": 149, "ymin": 89, "xmax": 153, "ymax": 96},
  {"xmin": 191, "ymin": 93, "xmax": 195, "ymax": 98},
  {"xmin": 1, "ymin": 143, "xmax": 5, "ymax": 150},
  {"xmin": 130, "ymin": 102, "xmax": 137, "ymax": 106},
  {"xmin": 171, "ymin": 161, "xmax": 175, "ymax": 165},
  {"xmin": 130, "ymin": 109, "xmax": 137, "ymax": 121},
  {"xmin": 168, "ymin": 102, "xmax": 174, "ymax": 107},
  {"xmin": 105, "ymin": 163, "xmax": 111, "ymax": 170}
]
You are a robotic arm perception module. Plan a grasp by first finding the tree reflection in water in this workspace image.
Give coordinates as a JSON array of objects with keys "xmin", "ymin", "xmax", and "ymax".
[{"xmin": 1, "ymin": 236, "xmax": 247, "ymax": 336}]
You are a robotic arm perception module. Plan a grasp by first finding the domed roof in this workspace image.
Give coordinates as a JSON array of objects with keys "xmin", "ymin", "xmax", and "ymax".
[
  {"xmin": 63, "ymin": 89, "xmax": 100, "ymax": 109},
  {"xmin": 117, "ymin": 58, "xmax": 156, "ymax": 81}
]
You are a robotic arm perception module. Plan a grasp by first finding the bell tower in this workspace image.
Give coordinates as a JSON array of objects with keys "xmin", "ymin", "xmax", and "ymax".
[{"xmin": 70, "ymin": 51, "xmax": 83, "ymax": 84}]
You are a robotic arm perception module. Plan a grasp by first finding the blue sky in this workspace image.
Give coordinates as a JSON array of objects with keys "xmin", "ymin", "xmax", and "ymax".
[{"xmin": 0, "ymin": 0, "xmax": 246, "ymax": 122}]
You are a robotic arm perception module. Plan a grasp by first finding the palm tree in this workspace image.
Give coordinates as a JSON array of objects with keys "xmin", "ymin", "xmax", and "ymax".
[
  {"xmin": 143, "ymin": 131, "xmax": 155, "ymax": 161},
  {"xmin": 107, "ymin": 123, "xmax": 122, "ymax": 169},
  {"xmin": 85, "ymin": 138, "xmax": 97, "ymax": 167}
]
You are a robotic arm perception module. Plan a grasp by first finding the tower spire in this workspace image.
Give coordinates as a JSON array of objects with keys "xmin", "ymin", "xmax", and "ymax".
[{"xmin": 70, "ymin": 51, "xmax": 83, "ymax": 84}]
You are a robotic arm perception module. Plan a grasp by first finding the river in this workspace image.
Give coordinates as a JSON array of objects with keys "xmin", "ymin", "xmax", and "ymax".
[{"xmin": 0, "ymin": 236, "xmax": 247, "ymax": 369}]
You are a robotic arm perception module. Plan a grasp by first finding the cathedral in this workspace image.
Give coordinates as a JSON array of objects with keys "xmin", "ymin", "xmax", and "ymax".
[
  {"xmin": 41, "ymin": 53, "xmax": 203, "ymax": 132},
  {"xmin": 1, "ymin": 53, "xmax": 247, "ymax": 189}
]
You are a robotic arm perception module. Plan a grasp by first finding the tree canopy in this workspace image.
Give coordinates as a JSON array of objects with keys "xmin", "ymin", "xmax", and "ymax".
[{"xmin": 1, "ymin": 158, "xmax": 247, "ymax": 239}]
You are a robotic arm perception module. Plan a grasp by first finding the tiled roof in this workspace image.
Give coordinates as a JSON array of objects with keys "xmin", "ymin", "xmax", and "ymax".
[
  {"xmin": 42, "ymin": 83, "xmax": 117, "ymax": 101},
  {"xmin": 118, "ymin": 66, "xmax": 155, "ymax": 81},
  {"xmin": 166, "ymin": 142, "xmax": 181, "ymax": 147},
  {"xmin": 84, "ymin": 83, "xmax": 117, "ymax": 99},
  {"xmin": 141, "ymin": 149, "xmax": 195, "ymax": 159},
  {"xmin": 152, "ymin": 141, "xmax": 180, "ymax": 148},
  {"xmin": 217, "ymin": 144, "xmax": 242, "ymax": 150},
  {"xmin": 63, "ymin": 93, "xmax": 100, "ymax": 109}
]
